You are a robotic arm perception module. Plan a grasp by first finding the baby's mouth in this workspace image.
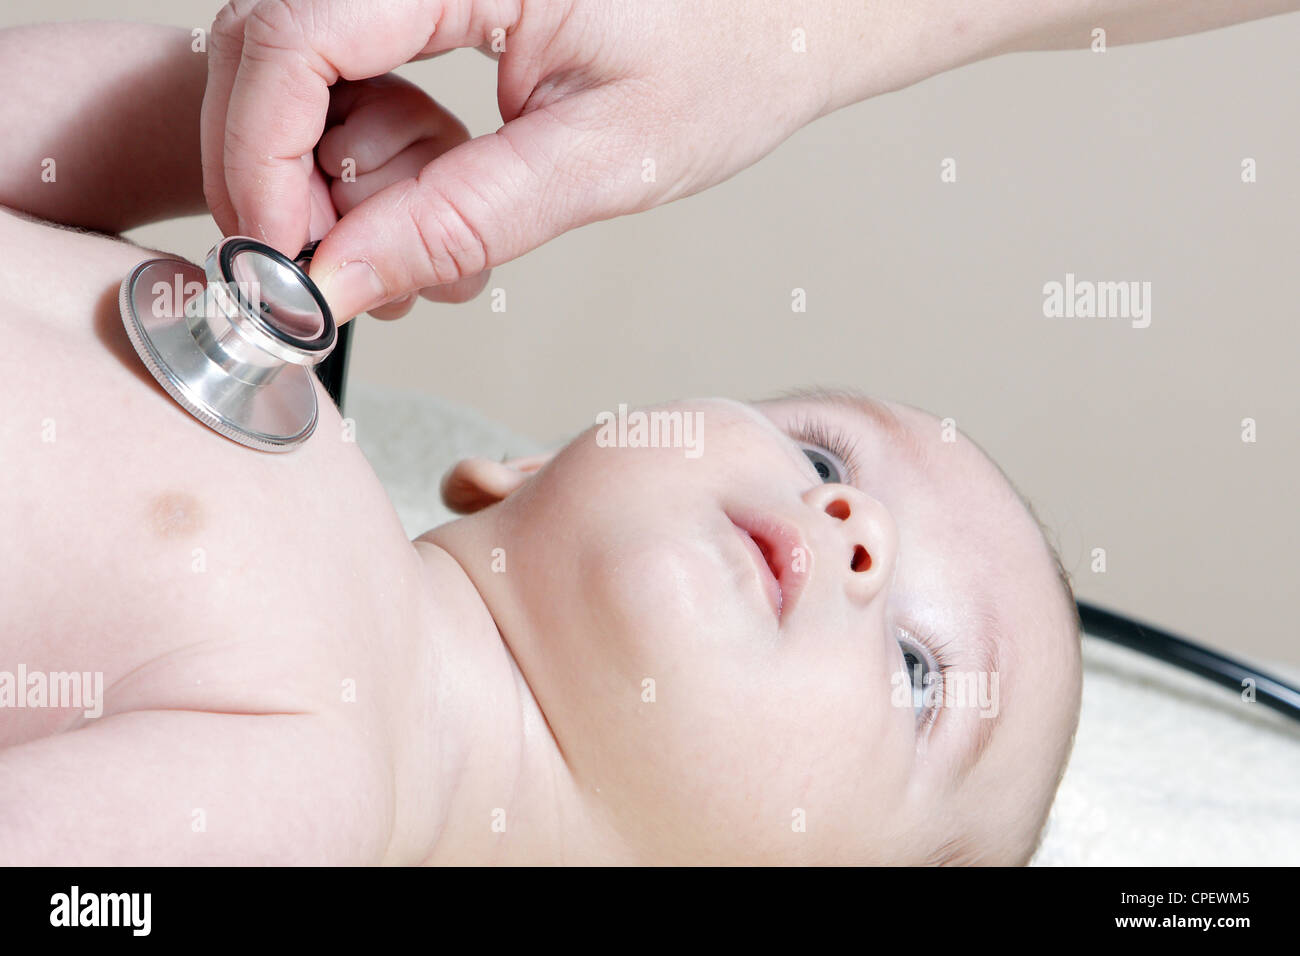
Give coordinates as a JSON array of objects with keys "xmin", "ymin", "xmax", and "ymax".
[{"xmin": 726, "ymin": 510, "xmax": 806, "ymax": 622}]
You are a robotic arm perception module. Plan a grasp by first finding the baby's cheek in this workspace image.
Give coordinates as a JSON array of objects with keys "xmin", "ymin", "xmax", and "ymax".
[
  {"xmin": 627, "ymin": 672, "xmax": 811, "ymax": 861},
  {"xmin": 763, "ymin": 653, "xmax": 920, "ymax": 858}
]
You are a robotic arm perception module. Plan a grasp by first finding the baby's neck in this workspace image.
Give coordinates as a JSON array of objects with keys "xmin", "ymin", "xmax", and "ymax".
[{"xmin": 392, "ymin": 535, "xmax": 612, "ymax": 864}]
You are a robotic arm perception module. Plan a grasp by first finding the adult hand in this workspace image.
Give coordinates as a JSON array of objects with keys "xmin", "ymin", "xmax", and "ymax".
[
  {"xmin": 201, "ymin": 0, "xmax": 851, "ymax": 321},
  {"xmin": 204, "ymin": 0, "xmax": 1296, "ymax": 322}
]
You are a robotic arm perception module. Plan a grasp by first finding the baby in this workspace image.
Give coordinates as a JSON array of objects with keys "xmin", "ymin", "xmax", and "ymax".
[{"xmin": 0, "ymin": 21, "xmax": 1081, "ymax": 866}]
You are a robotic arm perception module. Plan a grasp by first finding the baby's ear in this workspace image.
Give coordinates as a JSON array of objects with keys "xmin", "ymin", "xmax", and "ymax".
[{"xmin": 440, "ymin": 452, "xmax": 552, "ymax": 514}]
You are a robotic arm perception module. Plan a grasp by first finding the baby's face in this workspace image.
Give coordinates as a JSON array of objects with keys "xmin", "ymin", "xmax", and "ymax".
[{"xmin": 454, "ymin": 392, "xmax": 1081, "ymax": 864}]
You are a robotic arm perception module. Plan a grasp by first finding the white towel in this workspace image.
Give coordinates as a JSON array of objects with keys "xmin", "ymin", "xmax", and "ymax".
[{"xmin": 1035, "ymin": 636, "xmax": 1300, "ymax": 865}]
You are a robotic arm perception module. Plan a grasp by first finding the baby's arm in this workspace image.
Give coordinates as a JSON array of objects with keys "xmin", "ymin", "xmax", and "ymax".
[
  {"xmin": 0, "ymin": 709, "xmax": 395, "ymax": 865},
  {"xmin": 0, "ymin": 22, "xmax": 207, "ymax": 233}
]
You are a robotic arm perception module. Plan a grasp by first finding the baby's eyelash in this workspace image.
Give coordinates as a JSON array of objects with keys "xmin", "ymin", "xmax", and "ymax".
[
  {"xmin": 787, "ymin": 415, "xmax": 863, "ymax": 486},
  {"xmin": 904, "ymin": 623, "xmax": 954, "ymax": 732}
]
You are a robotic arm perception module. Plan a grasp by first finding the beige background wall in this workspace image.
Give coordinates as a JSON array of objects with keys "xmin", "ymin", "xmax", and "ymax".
[{"xmin": 8, "ymin": 2, "xmax": 1298, "ymax": 666}]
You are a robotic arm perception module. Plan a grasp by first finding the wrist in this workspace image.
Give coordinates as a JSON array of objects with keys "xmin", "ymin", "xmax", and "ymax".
[{"xmin": 815, "ymin": 0, "xmax": 1027, "ymax": 117}]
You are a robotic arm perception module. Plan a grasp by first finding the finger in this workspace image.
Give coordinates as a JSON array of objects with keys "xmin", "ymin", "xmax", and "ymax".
[
  {"xmin": 218, "ymin": 0, "xmax": 513, "ymax": 256},
  {"xmin": 317, "ymin": 76, "xmax": 468, "ymax": 182},
  {"xmin": 307, "ymin": 162, "xmax": 338, "ymax": 241},
  {"xmin": 317, "ymin": 77, "xmax": 481, "ymax": 303},
  {"xmin": 202, "ymin": 0, "xmax": 265, "ymax": 238},
  {"xmin": 328, "ymin": 135, "xmax": 491, "ymax": 305},
  {"xmin": 328, "ymin": 137, "xmax": 458, "ymax": 216},
  {"xmin": 419, "ymin": 270, "xmax": 491, "ymax": 304},
  {"xmin": 310, "ymin": 89, "xmax": 635, "ymax": 320},
  {"xmin": 365, "ymin": 292, "xmax": 418, "ymax": 321}
]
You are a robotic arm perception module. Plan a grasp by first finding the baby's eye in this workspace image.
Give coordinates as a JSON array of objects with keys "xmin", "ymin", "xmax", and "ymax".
[
  {"xmin": 801, "ymin": 447, "xmax": 842, "ymax": 484},
  {"xmin": 899, "ymin": 637, "xmax": 936, "ymax": 722},
  {"xmin": 787, "ymin": 419, "xmax": 861, "ymax": 486}
]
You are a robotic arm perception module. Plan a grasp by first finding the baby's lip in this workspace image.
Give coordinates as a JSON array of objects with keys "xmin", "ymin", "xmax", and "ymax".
[{"xmin": 726, "ymin": 509, "xmax": 808, "ymax": 623}]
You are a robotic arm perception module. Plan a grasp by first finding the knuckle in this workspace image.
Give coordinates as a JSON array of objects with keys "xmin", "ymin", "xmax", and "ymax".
[
  {"xmin": 243, "ymin": 0, "xmax": 317, "ymax": 56},
  {"xmin": 221, "ymin": 121, "xmax": 265, "ymax": 171},
  {"xmin": 406, "ymin": 182, "xmax": 490, "ymax": 288},
  {"xmin": 211, "ymin": 0, "xmax": 263, "ymax": 43}
]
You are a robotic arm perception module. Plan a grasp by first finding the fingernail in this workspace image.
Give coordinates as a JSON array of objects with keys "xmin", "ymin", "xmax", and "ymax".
[{"xmin": 317, "ymin": 260, "xmax": 388, "ymax": 319}]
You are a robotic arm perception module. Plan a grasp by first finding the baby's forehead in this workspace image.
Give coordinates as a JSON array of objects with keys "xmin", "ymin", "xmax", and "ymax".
[{"xmin": 895, "ymin": 406, "xmax": 1051, "ymax": 579}]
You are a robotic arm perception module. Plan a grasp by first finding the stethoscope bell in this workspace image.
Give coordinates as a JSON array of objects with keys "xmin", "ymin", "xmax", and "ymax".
[{"xmin": 119, "ymin": 236, "xmax": 336, "ymax": 452}]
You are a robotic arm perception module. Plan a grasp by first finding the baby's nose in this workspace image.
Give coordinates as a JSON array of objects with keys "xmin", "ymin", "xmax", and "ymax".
[{"xmin": 801, "ymin": 483, "xmax": 898, "ymax": 604}]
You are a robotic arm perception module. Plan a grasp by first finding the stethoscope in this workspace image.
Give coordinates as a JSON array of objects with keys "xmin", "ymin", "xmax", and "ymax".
[
  {"xmin": 117, "ymin": 238, "xmax": 1300, "ymax": 725},
  {"xmin": 1078, "ymin": 603, "xmax": 1300, "ymax": 724},
  {"xmin": 118, "ymin": 236, "xmax": 347, "ymax": 452}
]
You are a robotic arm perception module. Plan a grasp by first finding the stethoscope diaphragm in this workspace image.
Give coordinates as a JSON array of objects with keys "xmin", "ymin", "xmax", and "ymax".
[{"xmin": 119, "ymin": 236, "xmax": 336, "ymax": 452}]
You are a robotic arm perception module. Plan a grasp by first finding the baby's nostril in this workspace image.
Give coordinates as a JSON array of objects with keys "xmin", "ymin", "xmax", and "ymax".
[
  {"xmin": 826, "ymin": 499, "xmax": 851, "ymax": 521},
  {"xmin": 851, "ymin": 545, "xmax": 871, "ymax": 572}
]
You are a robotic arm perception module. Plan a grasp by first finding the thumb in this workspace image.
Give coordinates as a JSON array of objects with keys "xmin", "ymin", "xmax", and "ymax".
[{"xmin": 309, "ymin": 92, "xmax": 635, "ymax": 320}]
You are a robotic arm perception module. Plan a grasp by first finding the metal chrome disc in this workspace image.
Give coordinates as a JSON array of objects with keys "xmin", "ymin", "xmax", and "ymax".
[{"xmin": 119, "ymin": 258, "xmax": 320, "ymax": 452}]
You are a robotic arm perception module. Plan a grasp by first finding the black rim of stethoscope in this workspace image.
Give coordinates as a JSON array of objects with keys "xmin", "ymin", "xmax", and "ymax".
[
  {"xmin": 218, "ymin": 237, "xmax": 336, "ymax": 352},
  {"xmin": 1078, "ymin": 600, "xmax": 1300, "ymax": 723}
]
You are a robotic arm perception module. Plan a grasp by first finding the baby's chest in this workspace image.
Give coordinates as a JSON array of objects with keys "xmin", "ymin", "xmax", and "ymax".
[{"xmin": 0, "ymin": 222, "xmax": 421, "ymax": 747}]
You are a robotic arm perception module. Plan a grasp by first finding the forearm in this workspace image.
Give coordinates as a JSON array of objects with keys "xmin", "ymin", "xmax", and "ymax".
[
  {"xmin": 821, "ymin": 0, "xmax": 1300, "ymax": 114},
  {"xmin": 0, "ymin": 21, "xmax": 207, "ymax": 233}
]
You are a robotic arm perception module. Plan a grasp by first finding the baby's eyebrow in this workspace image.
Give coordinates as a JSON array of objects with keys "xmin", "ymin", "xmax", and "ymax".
[{"xmin": 947, "ymin": 604, "xmax": 1005, "ymax": 782}]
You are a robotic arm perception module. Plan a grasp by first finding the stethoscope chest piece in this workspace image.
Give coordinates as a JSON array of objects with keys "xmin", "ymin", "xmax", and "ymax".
[{"xmin": 119, "ymin": 237, "xmax": 336, "ymax": 452}]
